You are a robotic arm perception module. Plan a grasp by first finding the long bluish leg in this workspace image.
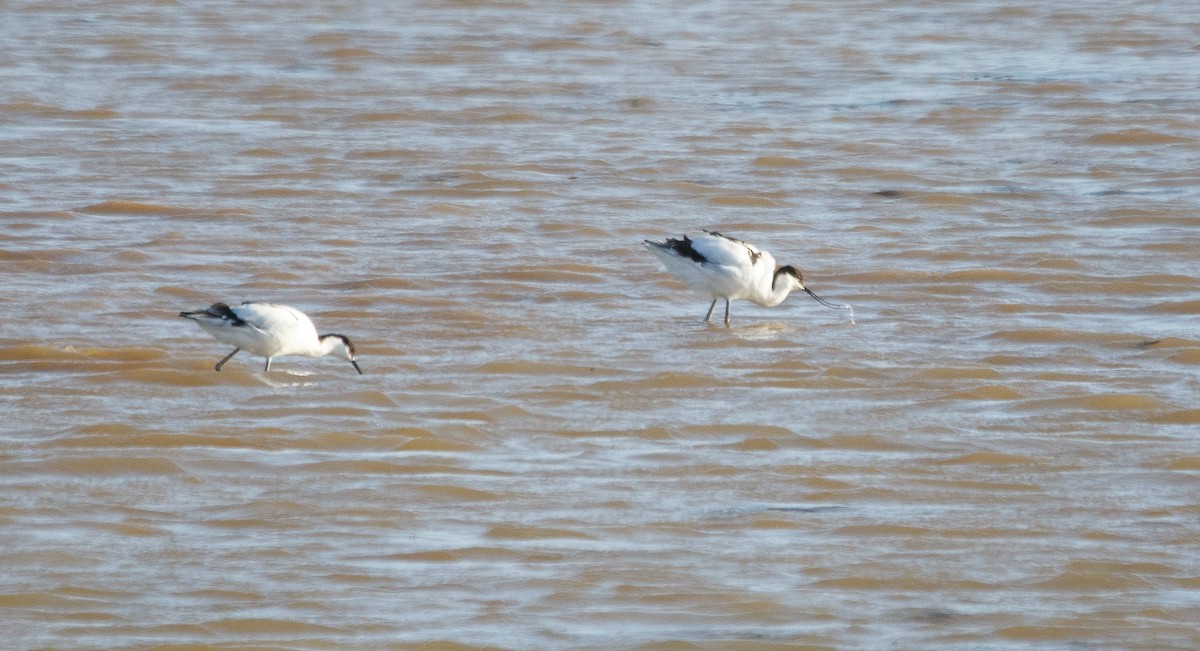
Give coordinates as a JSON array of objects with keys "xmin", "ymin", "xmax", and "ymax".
[
  {"xmin": 703, "ymin": 299, "xmax": 717, "ymax": 323},
  {"xmin": 264, "ymin": 358, "xmax": 272, "ymax": 372},
  {"xmin": 215, "ymin": 348, "xmax": 240, "ymax": 371},
  {"xmin": 724, "ymin": 299, "xmax": 731, "ymax": 327}
]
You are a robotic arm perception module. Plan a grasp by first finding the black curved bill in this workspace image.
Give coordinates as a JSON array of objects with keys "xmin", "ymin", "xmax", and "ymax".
[{"xmin": 804, "ymin": 287, "xmax": 849, "ymax": 310}]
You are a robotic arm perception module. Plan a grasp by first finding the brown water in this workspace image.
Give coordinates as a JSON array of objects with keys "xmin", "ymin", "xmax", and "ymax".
[{"xmin": 2, "ymin": 0, "xmax": 1199, "ymax": 648}]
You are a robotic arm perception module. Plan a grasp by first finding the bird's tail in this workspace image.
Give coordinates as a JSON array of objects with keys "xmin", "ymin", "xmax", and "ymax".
[
  {"xmin": 179, "ymin": 302, "xmax": 243, "ymax": 324},
  {"xmin": 644, "ymin": 236, "xmax": 705, "ymax": 263}
]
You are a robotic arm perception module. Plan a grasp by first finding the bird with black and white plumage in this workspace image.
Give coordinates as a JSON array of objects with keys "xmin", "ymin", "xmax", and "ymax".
[
  {"xmin": 179, "ymin": 301, "xmax": 362, "ymax": 374},
  {"xmin": 643, "ymin": 230, "xmax": 854, "ymax": 326}
]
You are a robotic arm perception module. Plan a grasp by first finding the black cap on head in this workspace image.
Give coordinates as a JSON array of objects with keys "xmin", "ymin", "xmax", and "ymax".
[{"xmin": 320, "ymin": 334, "xmax": 363, "ymax": 375}]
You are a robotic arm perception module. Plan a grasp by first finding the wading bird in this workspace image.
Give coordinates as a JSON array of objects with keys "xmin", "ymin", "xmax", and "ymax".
[
  {"xmin": 643, "ymin": 230, "xmax": 853, "ymax": 326},
  {"xmin": 180, "ymin": 301, "xmax": 362, "ymax": 374}
]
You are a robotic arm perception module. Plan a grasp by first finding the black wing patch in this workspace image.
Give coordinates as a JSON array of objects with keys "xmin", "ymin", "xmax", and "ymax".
[
  {"xmin": 208, "ymin": 302, "xmax": 245, "ymax": 324},
  {"xmin": 648, "ymin": 235, "xmax": 709, "ymax": 263},
  {"xmin": 179, "ymin": 302, "xmax": 247, "ymax": 326}
]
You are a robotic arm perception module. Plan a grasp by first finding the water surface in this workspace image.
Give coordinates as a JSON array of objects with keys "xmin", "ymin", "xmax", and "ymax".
[{"xmin": 2, "ymin": 0, "xmax": 1199, "ymax": 648}]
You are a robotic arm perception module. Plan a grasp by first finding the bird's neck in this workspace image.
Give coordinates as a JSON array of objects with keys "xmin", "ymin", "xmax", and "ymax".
[
  {"xmin": 745, "ymin": 275, "xmax": 796, "ymax": 307},
  {"xmin": 311, "ymin": 335, "xmax": 343, "ymax": 358},
  {"xmin": 746, "ymin": 264, "xmax": 803, "ymax": 307},
  {"xmin": 751, "ymin": 286, "xmax": 794, "ymax": 307}
]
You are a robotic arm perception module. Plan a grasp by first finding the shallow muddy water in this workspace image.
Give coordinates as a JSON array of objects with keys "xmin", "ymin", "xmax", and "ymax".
[{"xmin": 1, "ymin": 1, "xmax": 1199, "ymax": 648}]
